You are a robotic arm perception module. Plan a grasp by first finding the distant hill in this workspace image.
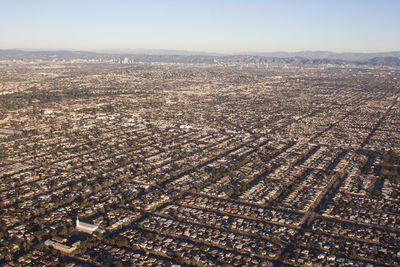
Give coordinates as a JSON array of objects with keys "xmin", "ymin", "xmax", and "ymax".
[
  {"xmin": 95, "ymin": 48, "xmax": 222, "ymax": 56},
  {"xmin": 1, "ymin": 49, "xmax": 400, "ymax": 67},
  {"xmin": 248, "ymin": 51, "xmax": 400, "ymax": 61},
  {"xmin": 213, "ymin": 55, "xmax": 348, "ymax": 66},
  {"xmin": 0, "ymin": 49, "xmax": 101, "ymax": 61},
  {"xmin": 365, "ymin": 57, "xmax": 400, "ymax": 67},
  {"xmin": 94, "ymin": 49, "xmax": 400, "ymax": 61}
]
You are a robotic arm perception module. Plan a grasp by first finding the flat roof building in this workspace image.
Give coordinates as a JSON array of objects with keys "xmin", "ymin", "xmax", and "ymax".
[
  {"xmin": 44, "ymin": 240, "xmax": 76, "ymax": 254},
  {"xmin": 76, "ymin": 217, "xmax": 99, "ymax": 234}
]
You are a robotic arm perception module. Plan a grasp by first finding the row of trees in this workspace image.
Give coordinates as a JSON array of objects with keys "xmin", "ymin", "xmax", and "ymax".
[{"xmin": 380, "ymin": 150, "xmax": 400, "ymax": 183}]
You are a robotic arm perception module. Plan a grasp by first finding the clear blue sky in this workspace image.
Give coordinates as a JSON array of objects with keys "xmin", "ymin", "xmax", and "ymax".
[{"xmin": 1, "ymin": 0, "xmax": 399, "ymax": 53}]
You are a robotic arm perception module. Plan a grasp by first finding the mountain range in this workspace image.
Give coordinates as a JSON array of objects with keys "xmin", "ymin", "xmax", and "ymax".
[
  {"xmin": 1, "ymin": 49, "xmax": 400, "ymax": 66},
  {"xmin": 95, "ymin": 49, "xmax": 400, "ymax": 61}
]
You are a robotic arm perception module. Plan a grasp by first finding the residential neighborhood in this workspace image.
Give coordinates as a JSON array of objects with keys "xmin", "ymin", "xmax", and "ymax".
[{"xmin": 0, "ymin": 54, "xmax": 399, "ymax": 266}]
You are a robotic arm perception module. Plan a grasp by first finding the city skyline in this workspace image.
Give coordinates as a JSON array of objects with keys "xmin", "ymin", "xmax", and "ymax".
[{"xmin": 1, "ymin": 0, "xmax": 400, "ymax": 53}]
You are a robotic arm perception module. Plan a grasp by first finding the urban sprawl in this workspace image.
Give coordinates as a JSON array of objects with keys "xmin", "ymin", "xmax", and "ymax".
[{"xmin": 0, "ymin": 55, "xmax": 399, "ymax": 266}]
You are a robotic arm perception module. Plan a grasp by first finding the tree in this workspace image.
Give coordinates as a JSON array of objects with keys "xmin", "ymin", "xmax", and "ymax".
[
  {"xmin": 111, "ymin": 261, "xmax": 123, "ymax": 267},
  {"xmin": 144, "ymin": 232, "xmax": 154, "ymax": 241},
  {"xmin": 173, "ymin": 252, "xmax": 185, "ymax": 265},
  {"xmin": 116, "ymin": 238, "xmax": 128, "ymax": 248},
  {"xmin": 349, "ymin": 249, "xmax": 357, "ymax": 260},
  {"xmin": 59, "ymin": 228, "xmax": 68, "ymax": 237}
]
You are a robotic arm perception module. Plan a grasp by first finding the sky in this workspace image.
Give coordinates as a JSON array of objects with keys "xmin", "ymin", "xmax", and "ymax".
[{"xmin": 0, "ymin": 0, "xmax": 399, "ymax": 53}]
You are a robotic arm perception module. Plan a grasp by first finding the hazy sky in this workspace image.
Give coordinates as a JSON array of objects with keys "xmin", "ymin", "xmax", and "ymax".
[{"xmin": 1, "ymin": 0, "xmax": 399, "ymax": 53}]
